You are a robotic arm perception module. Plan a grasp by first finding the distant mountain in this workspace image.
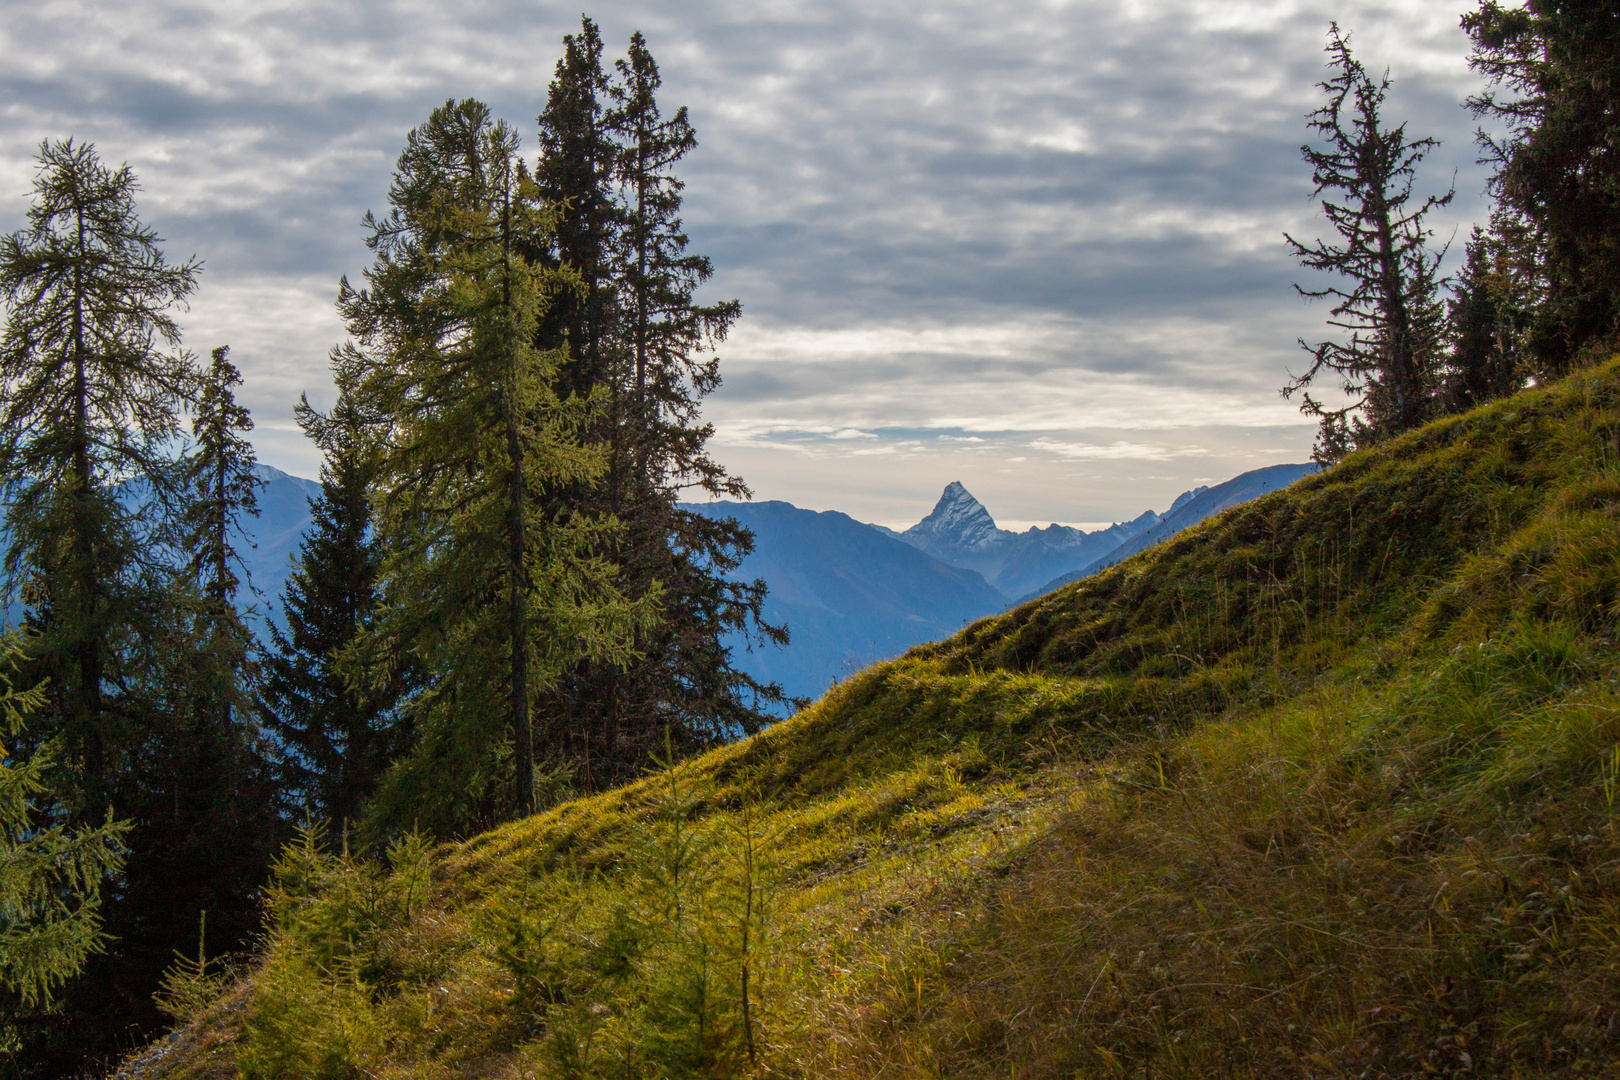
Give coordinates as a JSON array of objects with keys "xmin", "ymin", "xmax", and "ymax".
[
  {"xmin": 4, "ymin": 459, "xmax": 1313, "ymax": 718},
  {"xmin": 1, "ymin": 463, "xmax": 320, "ymax": 631},
  {"xmin": 243, "ymin": 464, "xmax": 322, "ymax": 621},
  {"xmin": 893, "ymin": 482, "xmax": 1162, "ymax": 597},
  {"xmin": 1021, "ymin": 462, "xmax": 1317, "ymax": 600},
  {"xmin": 685, "ymin": 501, "xmax": 1005, "ymax": 708}
]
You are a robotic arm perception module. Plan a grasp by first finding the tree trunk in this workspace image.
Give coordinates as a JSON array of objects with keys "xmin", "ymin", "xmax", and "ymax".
[{"xmin": 70, "ymin": 206, "xmax": 106, "ymax": 817}]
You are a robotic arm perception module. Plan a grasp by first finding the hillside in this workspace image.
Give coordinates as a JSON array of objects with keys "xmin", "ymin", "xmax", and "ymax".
[
  {"xmin": 127, "ymin": 362, "xmax": 1620, "ymax": 1079},
  {"xmin": 1021, "ymin": 461, "xmax": 1318, "ymax": 600}
]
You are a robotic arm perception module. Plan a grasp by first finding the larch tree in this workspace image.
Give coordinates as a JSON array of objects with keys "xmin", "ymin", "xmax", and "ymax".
[
  {"xmin": 1283, "ymin": 24, "xmax": 1453, "ymax": 463},
  {"xmin": 0, "ymin": 138, "xmax": 275, "ymax": 1077},
  {"xmin": 0, "ymin": 139, "xmax": 198, "ymax": 821},
  {"xmin": 0, "ymin": 629, "xmax": 127, "ymax": 1016},
  {"xmin": 339, "ymin": 99, "xmax": 650, "ymax": 836}
]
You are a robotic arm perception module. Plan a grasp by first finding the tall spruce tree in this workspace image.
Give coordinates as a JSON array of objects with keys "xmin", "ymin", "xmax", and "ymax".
[
  {"xmin": 1283, "ymin": 25, "xmax": 1453, "ymax": 462},
  {"xmin": 1443, "ymin": 216, "xmax": 1534, "ymax": 410},
  {"xmin": 533, "ymin": 24, "xmax": 788, "ymax": 791},
  {"xmin": 1464, "ymin": 0, "xmax": 1620, "ymax": 375},
  {"xmin": 178, "ymin": 346, "xmax": 261, "ymax": 728},
  {"xmin": 94, "ymin": 343, "xmax": 283, "ymax": 1067},
  {"xmin": 339, "ymin": 99, "xmax": 650, "ymax": 836},
  {"xmin": 535, "ymin": 17, "xmax": 620, "ymax": 403},
  {"xmin": 261, "ymin": 385, "xmax": 403, "ymax": 825}
]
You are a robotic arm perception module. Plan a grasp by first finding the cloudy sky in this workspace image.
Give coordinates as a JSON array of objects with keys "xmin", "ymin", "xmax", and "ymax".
[{"xmin": 0, "ymin": 0, "xmax": 1497, "ymax": 529}]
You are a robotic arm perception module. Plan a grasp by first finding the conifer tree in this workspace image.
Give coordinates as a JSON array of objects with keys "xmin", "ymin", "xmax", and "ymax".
[
  {"xmin": 535, "ymin": 17, "xmax": 620, "ymax": 401},
  {"xmin": 1443, "ymin": 216, "xmax": 1534, "ymax": 410},
  {"xmin": 91, "ymin": 343, "xmax": 281, "ymax": 1073},
  {"xmin": 339, "ymin": 99, "xmax": 650, "ymax": 835},
  {"xmin": 0, "ymin": 139, "xmax": 198, "ymax": 820},
  {"xmin": 261, "ymin": 386, "xmax": 404, "ymax": 824},
  {"xmin": 1464, "ymin": 0, "xmax": 1620, "ymax": 374},
  {"xmin": 533, "ymin": 25, "xmax": 789, "ymax": 790},
  {"xmin": 0, "ymin": 138, "xmax": 276, "ymax": 1078},
  {"xmin": 0, "ymin": 630, "xmax": 127, "ymax": 1015},
  {"xmin": 1283, "ymin": 25, "xmax": 1452, "ymax": 463},
  {"xmin": 178, "ymin": 345, "xmax": 261, "ymax": 728}
]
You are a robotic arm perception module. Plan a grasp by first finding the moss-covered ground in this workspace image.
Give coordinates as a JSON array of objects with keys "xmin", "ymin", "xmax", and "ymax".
[{"xmin": 124, "ymin": 360, "xmax": 1620, "ymax": 1079}]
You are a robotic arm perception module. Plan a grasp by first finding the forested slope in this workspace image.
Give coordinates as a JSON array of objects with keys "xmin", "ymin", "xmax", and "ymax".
[{"xmin": 130, "ymin": 360, "xmax": 1620, "ymax": 1078}]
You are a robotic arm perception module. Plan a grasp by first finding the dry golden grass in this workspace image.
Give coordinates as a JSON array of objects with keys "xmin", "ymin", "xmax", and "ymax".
[{"xmin": 130, "ymin": 359, "xmax": 1620, "ymax": 1079}]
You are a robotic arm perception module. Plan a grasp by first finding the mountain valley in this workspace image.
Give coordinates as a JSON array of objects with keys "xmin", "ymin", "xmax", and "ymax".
[{"xmin": 228, "ymin": 462, "xmax": 1314, "ymax": 706}]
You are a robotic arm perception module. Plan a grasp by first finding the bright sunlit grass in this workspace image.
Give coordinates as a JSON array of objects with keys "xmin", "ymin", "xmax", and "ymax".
[{"xmin": 132, "ymin": 359, "xmax": 1620, "ymax": 1079}]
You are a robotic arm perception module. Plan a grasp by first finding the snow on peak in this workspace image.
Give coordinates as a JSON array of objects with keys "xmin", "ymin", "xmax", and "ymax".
[{"xmin": 905, "ymin": 481, "xmax": 1003, "ymax": 552}]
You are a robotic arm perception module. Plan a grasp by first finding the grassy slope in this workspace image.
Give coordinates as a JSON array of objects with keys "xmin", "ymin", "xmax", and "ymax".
[{"xmin": 132, "ymin": 362, "xmax": 1620, "ymax": 1079}]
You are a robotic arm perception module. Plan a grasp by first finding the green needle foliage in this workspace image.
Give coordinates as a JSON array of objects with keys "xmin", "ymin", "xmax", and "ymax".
[
  {"xmin": 535, "ymin": 22, "xmax": 789, "ymax": 792},
  {"xmin": 0, "ymin": 138, "xmax": 198, "ymax": 820},
  {"xmin": 0, "ymin": 632, "xmax": 127, "ymax": 1011},
  {"xmin": 0, "ymin": 141, "xmax": 279, "ymax": 1075},
  {"xmin": 1444, "ymin": 216, "xmax": 1534, "ymax": 411},
  {"xmin": 261, "ymin": 384, "xmax": 406, "ymax": 827},
  {"xmin": 177, "ymin": 345, "xmax": 261, "ymax": 731},
  {"xmin": 1465, "ymin": 0, "xmax": 1620, "ymax": 376},
  {"xmin": 338, "ymin": 99, "xmax": 653, "ymax": 837}
]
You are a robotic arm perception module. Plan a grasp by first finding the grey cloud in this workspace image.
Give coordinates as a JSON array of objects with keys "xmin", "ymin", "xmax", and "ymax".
[{"xmin": 0, "ymin": 0, "xmax": 1494, "ymax": 518}]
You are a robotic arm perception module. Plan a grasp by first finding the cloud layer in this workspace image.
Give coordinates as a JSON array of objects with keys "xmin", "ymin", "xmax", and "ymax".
[{"xmin": 0, "ymin": 0, "xmax": 1496, "ymax": 526}]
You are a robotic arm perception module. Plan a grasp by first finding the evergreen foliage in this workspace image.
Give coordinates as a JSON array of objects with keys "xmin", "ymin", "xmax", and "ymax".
[
  {"xmin": 0, "ymin": 631, "xmax": 127, "ymax": 1011},
  {"xmin": 535, "ymin": 17, "xmax": 618, "ymax": 404},
  {"xmin": 177, "ymin": 345, "xmax": 261, "ymax": 731},
  {"xmin": 535, "ymin": 21, "xmax": 789, "ymax": 791},
  {"xmin": 1464, "ymin": 0, "xmax": 1620, "ymax": 375},
  {"xmin": 1443, "ymin": 217, "xmax": 1533, "ymax": 410},
  {"xmin": 0, "ymin": 143, "xmax": 277, "ymax": 1076},
  {"xmin": 337, "ymin": 99, "xmax": 651, "ymax": 836},
  {"xmin": 261, "ymin": 387, "xmax": 403, "ymax": 826},
  {"xmin": 122, "ymin": 341, "xmax": 282, "ymax": 1026},
  {"xmin": 0, "ymin": 138, "xmax": 198, "ymax": 820},
  {"xmin": 1283, "ymin": 25, "xmax": 1453, "ymax": 463}
]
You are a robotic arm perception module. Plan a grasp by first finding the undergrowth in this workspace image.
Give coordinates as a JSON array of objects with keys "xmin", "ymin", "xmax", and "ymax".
[{"xmin": 125, "ymin": 360, "xmax": 1620, "ymax": 1078}]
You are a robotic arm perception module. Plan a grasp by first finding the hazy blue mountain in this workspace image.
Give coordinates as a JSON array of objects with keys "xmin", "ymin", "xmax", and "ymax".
[
  {"xmin": 684, "ymin": 500, "xmax": 1005, "ymax": 708},
  {"xmin": 243, "ymin": 464, "xmax": 323, "ymax": 622},
  {"xmin": 1, "ymin": 463, "xmax": 320, "ymax": 630},
  {"xmin": 892, "ymin": 481, "xmax": 1162, "ymax": 598},
  {"xmin": 1021, "ymin": 462, "xmax": 1317, "ymax": 600},
  {"xmin": 2, "ymin": 460, "xmax": 1312, "ymax": 718}
]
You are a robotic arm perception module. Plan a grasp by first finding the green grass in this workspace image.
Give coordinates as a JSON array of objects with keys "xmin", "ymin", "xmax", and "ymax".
[{"xmin": 127, "ymin": 360, "xmax": 1620, "ymax": 1079}]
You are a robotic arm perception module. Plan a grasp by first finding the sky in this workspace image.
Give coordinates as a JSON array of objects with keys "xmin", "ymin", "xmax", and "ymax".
[{"xmin": 0, "ymin": 0, "xmax": 1499, "ymax": 530}]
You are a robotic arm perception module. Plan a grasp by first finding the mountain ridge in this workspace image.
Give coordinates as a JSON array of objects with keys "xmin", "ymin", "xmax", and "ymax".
[
  {"xmin": 885, "ymin": 467, "xmax": 1311, "ymax": 600},
  {"xmin": 890, "ymin": 483, "xmax": 1161, "ymax": 597},
  {"xmin": 1016, "ymin": 461, "xmax": 1317, "ymax": 600}
]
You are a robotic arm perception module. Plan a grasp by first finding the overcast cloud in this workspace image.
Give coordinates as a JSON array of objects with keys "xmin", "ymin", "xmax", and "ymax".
[{"xmin": 0, "ymin": 0, "xmax": 1496, "ymax": 528}]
